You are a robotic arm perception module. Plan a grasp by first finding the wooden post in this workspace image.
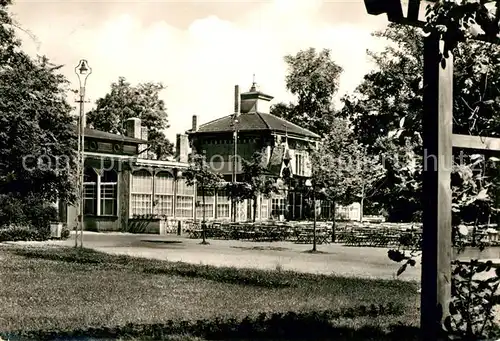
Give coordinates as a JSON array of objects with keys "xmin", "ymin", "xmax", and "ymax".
[{"xmin": 421, "ymin": 34, "xmax": 453, "ymax": 340}]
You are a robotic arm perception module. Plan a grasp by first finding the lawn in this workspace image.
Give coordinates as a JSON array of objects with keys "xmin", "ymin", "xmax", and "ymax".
[{"xmin": 0, "ymin": 244, "xmax": 421, "ymax": 340}]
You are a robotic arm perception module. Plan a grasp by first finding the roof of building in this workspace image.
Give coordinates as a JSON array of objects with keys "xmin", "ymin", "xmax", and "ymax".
[
  {"xmin": 193, "ymin": 112, "xmax": 320, "ymax": 139},
  {"xmin": 75, "ymin": 126, "xmax": 148, "ymax": 144}
]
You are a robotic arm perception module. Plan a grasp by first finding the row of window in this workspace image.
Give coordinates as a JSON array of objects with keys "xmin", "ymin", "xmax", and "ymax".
[
  {"xmin": 130, "ymin": 170, "xmax": 233, "ymax": 219},
  {"xmin": 82, "ymin": 168, "xmax": 279, "ymax": 220}
]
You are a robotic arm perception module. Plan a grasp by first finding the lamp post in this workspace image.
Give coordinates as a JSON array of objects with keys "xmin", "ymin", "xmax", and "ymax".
[
  {"xmin": 75, "ymin": 59, "xmax": 91, "ymax": 248},
  {"xmin": 173, "ymin": 168, "xmax": 182, "ymax": 234},
  {"xmin": 305, "ymin": 179, "xmax": 318, "ymax": 252},
  {"xmin": 232, "ymin": 85, "xmax": 240, "ymax": 222},
  {"xmin": 282, "ymin": 151, "xmax": 291, "ymax": 220}
]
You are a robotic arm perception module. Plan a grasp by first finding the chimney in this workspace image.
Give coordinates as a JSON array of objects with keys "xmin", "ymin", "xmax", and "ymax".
[
  {"xmin": 192, "ymin": 115, "xmax": 198, "ymax": 132},
  {"xmin": 234, "ymin": 85, "xmax": 240, "ymax": 117},
  {"xmin": 176, "ymin": 134, "xmax": 189, "ymax": 163},
  {"xmin": 124, "ymin": 117, "xmax": 142, "ymax": 139}
]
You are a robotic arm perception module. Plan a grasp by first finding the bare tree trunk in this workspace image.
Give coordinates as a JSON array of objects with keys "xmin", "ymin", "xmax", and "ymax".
[
  {"xmin": 253, "ymin": 195, "xmax": 257, "ymax": 223},
  {"xmin": 201, "ymin": 185, "xmax": 208, "ymax": 244},
  {"xmin": 359, "ymin": 186, "xmax": 365, "ymax": 223},
  {"xmin": 312, "ymin": 191, "xmax": 317, "ymax": 252},
  {"xmin": 331, "ymin": 201, "xmax": 336, "ymax": 243}
]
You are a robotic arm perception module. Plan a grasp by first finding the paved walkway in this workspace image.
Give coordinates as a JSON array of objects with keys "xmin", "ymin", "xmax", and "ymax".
[{"xmin": 11, "ymin": 232, "xmax": 421, "ymax": 281}]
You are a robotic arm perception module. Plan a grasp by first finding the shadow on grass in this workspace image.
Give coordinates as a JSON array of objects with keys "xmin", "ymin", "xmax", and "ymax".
[
  {"xmin": 231, "ymin": 246, "xmax": 290, "ymax": 252},
  {"xmin": 302, "ymin": 250, "xmax": 330, "ymax": 254},
  {"xmin": 138, "ymin": 240, "xmax": 185, "ymax": 249},
  {"xmin": 4, "ymin": 309, "xmax": 420, "ymax": 341},
  {"xmin": 9, "ymin": 246, "xmax": 418, "ymax": 291}
]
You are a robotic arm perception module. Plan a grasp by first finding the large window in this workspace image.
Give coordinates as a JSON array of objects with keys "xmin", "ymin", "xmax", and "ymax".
[
  {"xmin": 216, "ymin": 189, "xmax": 230, "ymax": 219},
  {"xmin": 271, "ymin": 198, "xmax": 286, "ymax": 218},
  {"xmin": 131, "ymin": 170, "xmax": 152, "ymax": 216},
  {"xmin": 320, "ymin": 200, "xmax": 332, "ymax": 220},
  {"xmin": 176, "ymin": 178, "xmax": 194, "ymax": 218},
  {"xmin": 295, "ymin": 152, "xmax": 305, "ymax": 176},
  {"xmin": 100, "ymin": 170, "xmax": 118, "ymax": 216},
  {"xmin": 83, "ymin": 167, "xmax": 117, "ymax": 216},
  {"xmin": 196, "ymin": 188, "xmax": 214, "ymax": 219},
  {"xmin": 83, "ymin": 167, "xmax": 97, "ymax": 215},
  {"xmin": 289, "ymin": 192, "xmax": 303, "ymax": 220},
  {"xmin": 260, "ymin": 196, "xmax": 269, "ymax": 221},
  {"xmin": 154, "ymin": 171, "xmax": 174, "ymax": 216}
]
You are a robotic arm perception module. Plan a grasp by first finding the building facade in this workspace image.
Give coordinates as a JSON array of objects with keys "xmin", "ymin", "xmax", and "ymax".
[
  {"xmin": 63, "ymin": 118, "xmax": 197, "ymax": 233},
  {"xmin": 186, "ymin": 82, "xmax": 360, "ymax": 222},
  {"xmin": 63, "ymin": 83, "xmax": 360, "ymax": 233}
]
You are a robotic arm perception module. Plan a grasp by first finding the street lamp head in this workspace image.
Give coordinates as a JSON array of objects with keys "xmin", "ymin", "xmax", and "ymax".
[
  {"xmin": 78, "ymin": 62, "xmax": 88, "ymax": 74},
  {"xmin": 305, "ymin": 179, "xmax": 312, "ymax": 187},
  {"xmin": 76, "ymin": 59, "xmax": 91, "ymax": 76},
  {"xmin": 75, "ymin": 59, "xmax": 92, "ymax": 88}
]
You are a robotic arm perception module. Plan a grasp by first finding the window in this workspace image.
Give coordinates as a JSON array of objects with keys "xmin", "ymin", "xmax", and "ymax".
[
  {"xmin": 292, "ymin": 192, "xmax": 303, "ymax": 220},
  {"xmin": 83, "ymin": 167, "xmax": 118, "ymax": 216},
  {"xmin": 260, "ymin": 197, "xmax": 269, "ymax": 220},
  {"xmin": 100, "ymin": 170, "xmax": 118, "ymax": 216},
  {"xmin": 83, "ymin": 167, "xmax": 97, "ymax": 215},
  {"xmin": 295, "ymin": 152, "xmax": 306, "ymax": 176},
  {"xmin": 271, "ymin": 198, "xmax": 286, "ymax": 217},
  {"xmin": 196, "ymin": 188, "xmax": 214, "ymax": 219},
  {"xmin": 154, "ymin": 172, "xmax": 174, "ymax": 216},
  {"xmin": 176, "ymin": 178, "xmax": 194, "ymax": 218},
  {"xmin": 320, "ymin": 200, "xmax": 332, "ymax": 220},
  {"xmin": 216, "ymin": 189, "xmax": 230, "ymax": 218},
  {"xmin": 131, "ymin": 170, "xmax": 153, "ymax": 216}
]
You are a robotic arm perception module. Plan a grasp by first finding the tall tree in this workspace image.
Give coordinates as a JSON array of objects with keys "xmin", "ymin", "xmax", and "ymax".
[
  {"xmin": 270, "ymin": 48, "xmax": 343, "ymax": 136},
  {"xmin": 0, "ymin": 0, "xmax": 77, "ymax": 205},
  {"xmin": 341, "ymin": 23, "xmax": 500, "ymax": 222},
  {"xmin": 309, "ymin": 117, "xmax": 360, "ymax": 241},
  {"xmin": 349, "ymin": 144, "xmax": 386, "ymax": 222},
  {"xmin": 183, "ymin": 153, "xmax": 224, "ymax": 244},
  {"xmin": 87, "ymin": 77, "xmax": 174, "ymax": 159}
]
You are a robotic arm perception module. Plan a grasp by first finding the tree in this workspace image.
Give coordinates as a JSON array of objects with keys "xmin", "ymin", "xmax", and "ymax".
[
  {"xmin": 341, "ymin": 23, "xmax": 500, "ymax": 222},
  {"xmin": 225, "ymin": 182, "xmax": 251, "ymax": 222},
  {"xmin": 270, "ymin": 48, "xmax": 343, "ymax": 136},
  {"xmin": 87, "ymin": 77, "xmax": 174, "ymax": 159},
  {"xmin": 309, "ymin": 117, "xmax": 360, "ymax": 241},
  {"xmin": 0, "ymin": 0, "xmax": 77, "ymax": 208},
  {"xmin": 239, "ymin": 152, "xmax": 279, "ymax": 222},
  {"xmin": 183, "ymin": 153, "xmax": 224, "ymax": 244},
  {"xmin": 349, "ymin": 144, "xmax": 386, "ymax": 222}
]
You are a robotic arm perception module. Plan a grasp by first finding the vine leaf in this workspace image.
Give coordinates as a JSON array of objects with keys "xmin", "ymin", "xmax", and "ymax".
[
  {"xmin": 476, "ymin": 189, "xmax": 489, "ymax": 201},
  {"xmin": 396, "ymin": 263, "xmax": 407, "ymax": 276}
]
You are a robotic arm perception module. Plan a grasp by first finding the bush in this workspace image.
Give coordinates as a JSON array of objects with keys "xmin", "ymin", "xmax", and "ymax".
[
  {"xmin": 6, "ymin": 303, "xmax": 408, "ymax": 341},
  {"xmin": 0, "ymin": 194, "xmax": 58, "ymax": 241},
  {"xmin": 0, "ymin": 195, "xmax": 27, "ymax": 227},
  {"xmin": 60, "ymin": 227, "xmax": 70, "ymax": 240},
  {"xmin": 23, "ymin": 196, "xmax": 58, "ymax": 232},
  {"xmin": 0, "ymin": 225, "xmax": 48, "ymax": 242}
]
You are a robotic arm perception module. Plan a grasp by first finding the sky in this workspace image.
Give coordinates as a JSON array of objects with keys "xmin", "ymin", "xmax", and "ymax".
[{"xmin": 10, "ymin": 0, "xmax": 390, "ymax": 142}]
